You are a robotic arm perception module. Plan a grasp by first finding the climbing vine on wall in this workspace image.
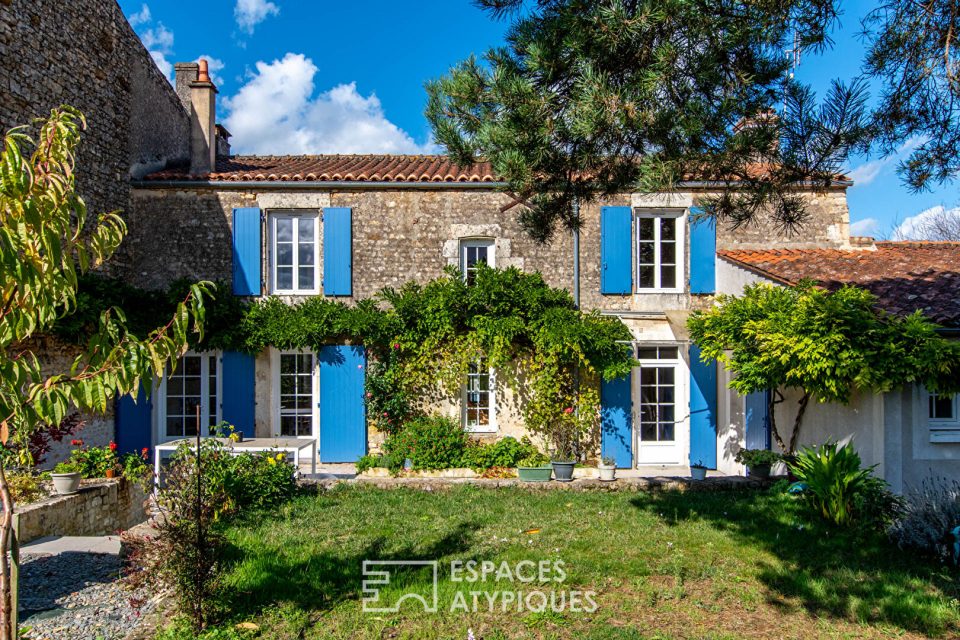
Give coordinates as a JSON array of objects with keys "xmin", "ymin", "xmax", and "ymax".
[{"xmin": 60, "ymin": 267, "xmax": 635, "ymax": 451}]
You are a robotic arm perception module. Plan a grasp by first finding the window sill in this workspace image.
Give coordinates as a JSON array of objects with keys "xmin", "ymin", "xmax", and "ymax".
[
  {"xmin": 929, "ymin": 430, "xmax": 960, "ymax": 443},
  {"xmin": 464, "ymin": 427, "xmax": 497, "ymax": 434},
  {"xmin": 635, "ymin": 288, "xmax": 684, "ymax": 295}
]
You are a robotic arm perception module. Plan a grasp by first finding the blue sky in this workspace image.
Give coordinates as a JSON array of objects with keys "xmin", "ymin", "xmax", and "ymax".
[{"xmin": 121, "ymin": 0, "xmax": 957, "ymax": 239}]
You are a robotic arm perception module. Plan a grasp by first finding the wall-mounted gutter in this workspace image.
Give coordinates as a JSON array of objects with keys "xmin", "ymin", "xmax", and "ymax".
[{"xmin": 131, "ymin": 179, "xmax": 853, "ymax": 191}]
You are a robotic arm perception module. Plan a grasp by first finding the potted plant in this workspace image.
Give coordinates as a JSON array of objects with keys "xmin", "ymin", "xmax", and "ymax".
[
  {"xmin": 734, "ymin": 448, "xmax": 781, "ymax": 479},
  {"xmin": 690, "ymin": 460, "xmax": 708, "ymax": 480},
  {"xmin": 51, "ymin": 461, "xmax": 82, "ymax": 495},
  {"xmin": 598, "ymin": 456, "xmax": 617, "ymax": 482},
  {"xmin": 516, "ymin": 453, "xmax": 552, "ymax": 482}
]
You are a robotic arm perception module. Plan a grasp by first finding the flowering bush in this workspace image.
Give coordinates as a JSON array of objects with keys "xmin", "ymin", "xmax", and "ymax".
[
  {"xmin": 66, "ymin": 440, "xmax": 119, "ymax": 478},
  {"xmin": 383, "ymin": 415, "xmax": 469, "ymax": 470}
]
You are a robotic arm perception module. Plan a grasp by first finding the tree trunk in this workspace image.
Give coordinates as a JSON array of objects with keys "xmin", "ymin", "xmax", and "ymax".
[
  {"xmin": 768, "ymin": 388, "xmax": 787, "ymax": 452},
  {"xmin": 0, "ymin": 464, "xmax": 15, "ymax": 640},
  {"xmin": 787, "ymin": 391, "xmax": 812, "ymax": 454}
]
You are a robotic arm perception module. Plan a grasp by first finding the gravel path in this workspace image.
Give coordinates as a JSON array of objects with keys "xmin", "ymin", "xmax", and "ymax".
[{"xmin": 19, "ymin": 551, "xmax": 159, "ymax": 640}]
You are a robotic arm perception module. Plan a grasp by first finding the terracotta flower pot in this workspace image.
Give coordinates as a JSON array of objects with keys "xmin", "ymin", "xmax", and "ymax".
[{"xmin": 105, "ymin": 469, "xmax": 116, "ymax": 479}]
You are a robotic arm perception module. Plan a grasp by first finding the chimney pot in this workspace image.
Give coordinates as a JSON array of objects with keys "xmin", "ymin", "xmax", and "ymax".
[{"xmin": 198, "ymin": 58, "xmax": 211, "ymax": 83}]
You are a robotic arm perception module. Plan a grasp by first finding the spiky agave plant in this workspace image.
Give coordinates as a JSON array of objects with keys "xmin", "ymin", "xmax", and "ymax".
[{"xmin": 788, "ymin": 442, "xmax": 876, "ymax": 527}]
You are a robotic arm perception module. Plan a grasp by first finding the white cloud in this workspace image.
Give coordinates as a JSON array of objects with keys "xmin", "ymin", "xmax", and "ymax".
[
  {"xmin": 128, "ymin": 4, "xmax": 151, "ymax": 27},
  {"xmin": 140, "ymin": 23, "xmax": 173, "ymax": 53},
  {"xmin": 846, "ymin": 136, "xmax": 924, "ymax": 188},
  {"xmin": 235, "ymin": 0, "xmax": 280, "ymax": 34},
  {"xmin": 849, "ymin": 217, "xmax": 880, "ymax": 237},
  {"xmin": 127, "ymin": 5, "xmax": 175, "ymax": 82},
  {"xmin": 222, "ymin": 53, "xmax": 436, "ymax": 155},
  {"xmin": 893, "ymin": 205, "xmax": 960, "ymax": 240},
  {"xmin": 196, "ymin": 55, "xmax": 225, "ymax": 87},
  {"xmin": 149, "ymin": 50, "xmax": 172, "ymax": 80}
]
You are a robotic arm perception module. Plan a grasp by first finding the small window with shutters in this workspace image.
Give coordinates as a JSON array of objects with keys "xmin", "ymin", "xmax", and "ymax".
[
  {"xmin": 635, "ymin": 210, "xmax": 685, "ymax": 293},
  {"xmin": 270, "ymin": 210, "xmax": 319, "ymax": 295}
]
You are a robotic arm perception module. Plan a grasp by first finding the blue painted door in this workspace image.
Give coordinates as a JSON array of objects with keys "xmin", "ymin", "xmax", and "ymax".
[
  {"xmin": 601, "ymin": 374, "xmax": 633, "ymax": 467},
  {"xmin": 221, "ymin": 351, "xmax": 256, "ymax": 436},
  {"xmin": 318, "ymin": 345, "xmax": 367, "ymax": 462},
  {"xmin": 745, "ymin": 390, "xmax": 771, "ymax": 450},
  {"xmin": 116, "ymin": 383, "xmax": 153, "ymax": 456},
  {"xmin": 689, "ymin": 345, "xmax": 718, "ymax": 468}
]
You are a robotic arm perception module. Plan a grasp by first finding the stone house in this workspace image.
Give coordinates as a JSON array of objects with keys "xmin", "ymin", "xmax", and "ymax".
[{"xmin": 3, "ymin": 0, "xmax": 957, "ymax": 486}]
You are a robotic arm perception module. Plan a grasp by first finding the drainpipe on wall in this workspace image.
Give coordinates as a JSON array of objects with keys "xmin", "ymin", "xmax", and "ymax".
[{"xmin": 572, "ymin": 197, "xmax": 581, "ymax": 309}]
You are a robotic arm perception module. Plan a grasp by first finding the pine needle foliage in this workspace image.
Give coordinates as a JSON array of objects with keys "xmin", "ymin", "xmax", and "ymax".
[{"xmin": 427, "ymin": 0, "xmax": 871, "ymax": 241}]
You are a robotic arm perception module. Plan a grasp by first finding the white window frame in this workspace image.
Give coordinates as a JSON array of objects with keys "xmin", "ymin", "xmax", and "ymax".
[
  {"xmin": 634, "ymin": 344, "xmax": 686, "ymax": 465},
  {"xmin": 156, "ymin": 351, "xmax": 221, "ymax": 444},
  {"xmin": 271, "ymin": 349, "xmax": 320, "ymax": 440},
  {"xmin": 459, "ymin": 238, "xmax": 496, "ymax": 284},
  {"xmin": 269, "ymin": 210, "xmax": 320, "ymax": 295},
  {"xmin": 635, "ymin": 209, "xmax": 685, "ymax": 293},
  {"xmin": 928, "ymin": 390, "xmax": 960, "ymax": 443},
  {"xmin": 462, "ymin": 361, "xmax": 497, "ymax": 433}
]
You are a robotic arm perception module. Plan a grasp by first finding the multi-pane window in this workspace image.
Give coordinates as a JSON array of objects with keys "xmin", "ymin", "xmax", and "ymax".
[
  {"xmin": 272, "ymin": 212, "xmax": 318, "ymax": 293},
  {"xmin": 929, "ymin": 391, "xmax": 959, "ymax": 442},
  {"xmin": 279, "ymin": 352, "xmax": 315, "ymax": 437},
  {"xmin": 636, "ymin": 346, "xmax": 679, "ymax": 444},
  {"xmin": 636, "ymin": 212, "xmax": 683, "ymax": 291},
  {"xmin": 463, "ymin": 360, "xmax": 495, "ymax": 432},
  {"xmin": 460, "ymin": 239, "xmax": 495, "ymax": 285},
  {"xmin": 163, "ymin": 352, "xmax": 218, "ymax": 440},
  {"xmin": 930, "ymin": 393, "xmax": 956, "ymax": 422}
]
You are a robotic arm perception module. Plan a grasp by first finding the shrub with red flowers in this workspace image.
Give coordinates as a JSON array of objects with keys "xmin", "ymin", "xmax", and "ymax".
[{"xmin": 66, "ymin": 440, "xmax": 119, "ymax": 478}]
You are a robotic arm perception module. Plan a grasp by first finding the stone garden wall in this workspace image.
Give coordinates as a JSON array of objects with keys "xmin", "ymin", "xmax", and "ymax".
[{"xmin": 14, "ymin": 478, "xmax": 149, "ymax": 544}]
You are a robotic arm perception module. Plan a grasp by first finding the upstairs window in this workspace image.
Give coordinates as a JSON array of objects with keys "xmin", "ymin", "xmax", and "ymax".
[
  {"xmin": 460, "ymin": 239, "xmax": 495, "ymax": 285},
  {"xmin": 636, "ymin": 211, "xmax": 684, "ymax": 292},
  {"xmin": 929, "ymin": 391, "xmax": 959, "ymax": 442},
  {"xmin": 271, "ymin": 211, "xmax": 319, "ymax": 294},
  {"xmin": 463, "ymin": 360, "xmax": 496, "ymax": 432}
]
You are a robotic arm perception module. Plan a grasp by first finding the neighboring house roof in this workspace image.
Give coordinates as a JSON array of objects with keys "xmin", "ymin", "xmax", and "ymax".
[
  {"xmin": 144, "ymin": 155, "xmax": 497, "ymax": 183},
  {"xmin": 142, "ymin": 154, "xmax": 850, "ymax": 185},
  {"xmin": 719, "ymin": 242, "xmax": 960, "ymax": 327}
]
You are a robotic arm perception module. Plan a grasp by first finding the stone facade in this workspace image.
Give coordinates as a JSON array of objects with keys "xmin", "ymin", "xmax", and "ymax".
[
  {"xmin": 0, "ymin": 0, "xmax": 189, "ymax": 221},
  {"xmin": 14, "ymin": 478, "xmax": 149, "ymax": 544},
  {"xmin": 124, "ymin": 184, "xmax": 851, "ymax": 304}
]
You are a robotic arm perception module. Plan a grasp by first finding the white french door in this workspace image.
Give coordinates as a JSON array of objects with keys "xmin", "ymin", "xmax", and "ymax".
[{"xmin": 634, "ymin": 345, "xmax": 685, "ymax": 465}]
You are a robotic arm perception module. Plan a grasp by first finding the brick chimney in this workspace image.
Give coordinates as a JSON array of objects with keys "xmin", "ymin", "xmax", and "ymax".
[{"xmin": 173, "ymin": 59, "xmax": 218, "ymax": 175}]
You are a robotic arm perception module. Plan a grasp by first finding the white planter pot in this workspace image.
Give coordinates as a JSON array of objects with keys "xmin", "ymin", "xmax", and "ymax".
[
  {"xmin": 51, "ymin": 472, "xmax": 81, "ymax": 495},
  {"xmin": 690, "ymin": 466, "xmax": 708, "ymax": 481},
  {"xmin": 598, "ymin": 465, "xmax": 616, "ymax": 482}
]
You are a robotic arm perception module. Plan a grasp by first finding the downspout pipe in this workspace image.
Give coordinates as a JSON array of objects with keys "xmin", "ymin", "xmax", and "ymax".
[{"xmin": 572, "ymin": 197, "xmax": 580, "ymax": 309}]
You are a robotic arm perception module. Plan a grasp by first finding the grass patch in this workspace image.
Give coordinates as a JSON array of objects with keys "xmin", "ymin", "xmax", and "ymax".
[{"xmin": 162, "ymin": 485, "xmax": 960, "ymax": 639}]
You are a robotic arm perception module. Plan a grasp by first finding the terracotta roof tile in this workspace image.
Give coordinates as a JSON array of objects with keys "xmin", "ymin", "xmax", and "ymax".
[
  {"xmin": 719, "ymin": 242, "xmax": 960, "ymax": 327},
  {"xmin": 144, "ymin": 155, "xmax": 497, "ymax": 183},
  {"xmin": 143, "ymin": 155, "xmax": 849, "ymax": 184}
]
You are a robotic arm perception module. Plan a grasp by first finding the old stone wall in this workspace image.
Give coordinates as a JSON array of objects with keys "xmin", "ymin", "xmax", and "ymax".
[
  {"xmin": 0, "ymin": 0, "xmax": 189, "ymax": 221},
  {"xmin": 125, "ymin": 185, "xmax": 850, "ymax": 309},
  {"xmin": 14, "ymin": 478, "xmax": 149, "ymax": 544},
  {"xmin": 21, "ymin": 336, "xmax": 115, "ymax": 468}
]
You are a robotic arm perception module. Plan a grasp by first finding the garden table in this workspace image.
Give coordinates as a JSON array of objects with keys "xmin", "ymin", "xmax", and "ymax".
[{"xmin": 152, "ymin": 437, "xmax": 318, "ymax": 490}]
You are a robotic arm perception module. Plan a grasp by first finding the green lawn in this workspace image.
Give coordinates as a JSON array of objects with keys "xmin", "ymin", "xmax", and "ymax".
[{"xmin": 164, "ymin": 484, "xmax": 959, "ymax": 640}]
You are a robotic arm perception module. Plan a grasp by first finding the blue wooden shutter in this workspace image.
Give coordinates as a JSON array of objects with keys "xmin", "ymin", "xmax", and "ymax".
[
  {"xmin": 221, "ymin": 351, "xmax": 255, "ymax": 435},
  {"xmin": 232, "ymin": 207, "xmax": 262, "ymax": 296},
  {"xmin": 115, "ymin": 383, "xmax": 153, "ymax": 456},
  {"xmin": 318, "ymin": 345, "xmax": 366, "ymax": 462},
  {"xmin": 323, "ymin": 207, "xmax": 352, "ymax": 296},
  {"xmin": 689, "ymin": 344, "xmax": 717, "ymax": 468},
  {"xmin": 744, "ymin": 390, "xmax": 771, "ymax": 450},
  {"xmin": 600, "ymin": 206, "xmax": 632, "ymax": 294},
  {"xmin": 689, "ymin": 207, "xmax": 716, "ymax": 294},
  {"xmin": 601, "ymin": 374, "xmax": 633, "ymax": 468}
]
